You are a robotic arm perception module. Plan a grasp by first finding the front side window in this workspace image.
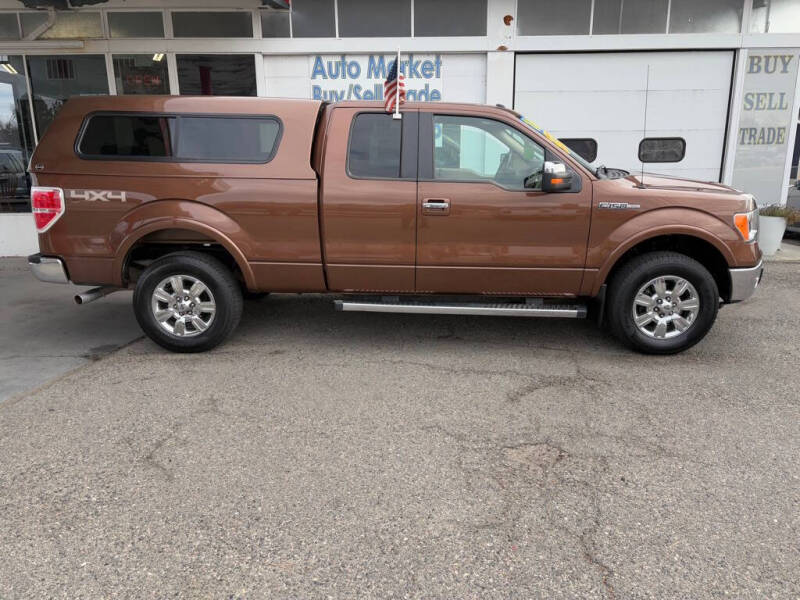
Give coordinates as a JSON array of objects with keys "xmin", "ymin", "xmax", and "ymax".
[
  {"xmin": 433, "ymin": 115, "xmax": 545, "ymax": 190},
  {"xmin": 348, "ymin": 113, "xmax": 402, "ymax": 178},
  {"xmin": 78, "ymin": 114, "xmax": 281, "ymax": 163}
]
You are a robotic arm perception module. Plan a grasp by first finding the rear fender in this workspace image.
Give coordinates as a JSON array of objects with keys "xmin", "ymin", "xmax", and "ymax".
[{"xmin": 110, "ymin": 199, "xmax": 255, "ymax": 288}]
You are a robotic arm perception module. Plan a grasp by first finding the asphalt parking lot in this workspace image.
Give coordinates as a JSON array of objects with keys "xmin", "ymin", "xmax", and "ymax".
[{"xmin": 1, "ymin": 257, "xmax": 799, "ymax": 599}]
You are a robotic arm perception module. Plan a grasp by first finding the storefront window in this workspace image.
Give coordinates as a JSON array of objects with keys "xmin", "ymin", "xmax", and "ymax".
[
  {"xmin": 177, "ymin": 55, "xmax": 256, "ymax": 96},
  {"xmin": 593, "ymin": 0, "xmax": 668, "ymax": 34},
  {"xmin": 0, "ymin": 56, "xmax": 34, "ymax": 214},
  {"xmin": 750, "ymin": 0, "xmax": 800, "ymax": 33},
  {"xmin": 172, "ymin": 11, "xmax": 253, "ymax": 38},
  {"xmin": 517, "ymin": 0, "xmax": 590, "ymax": 36},
  {"xmin": 415, "ymin": 0, "xmax": 487, "ymax": 36},
  {"xmin": 339, "ymin": 0, "xmax": 411, "ymax": 37},
  {"xmin": 20, "ymin": 11, "xmax": 102, "ymax": 39},
  {"xmin": 113, "ymin": 54, "xmax": 169, "ymax": 95},
  {"xmin": 291, "ymin": 0, "xmax": 335, "ymax": 37},
  {"xmin": 669, "ymin": 0, "xmax": 742, "ymax": 33},
  {"xmin": 26, "ymin": 55, "xmax": 108, "ymax": 137},
  {"xmin": 0, "ymin": 13, "xmax": 19, "ymax": 40},
  {"xmin": 108, "ymin": 12, "xmax": 165, "ymax": 38}
]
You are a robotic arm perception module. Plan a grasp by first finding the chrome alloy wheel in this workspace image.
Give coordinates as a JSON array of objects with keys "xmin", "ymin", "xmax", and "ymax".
[
  {"xmin": 151, "ymin": 274, "xmax": 216, "ymax": 337},
  {"xmin": 631, "ymin": 275, "xmax": 700, "ymax": 339}
]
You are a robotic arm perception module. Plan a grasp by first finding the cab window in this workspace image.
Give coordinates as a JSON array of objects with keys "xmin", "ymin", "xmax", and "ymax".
[
  {"xmin": 347, "ymin": 113, "xmax": 402, "ymax": 178},
  {"xmin": 433, "ymin": 115, "xmax": 545, "ymax": 190}
]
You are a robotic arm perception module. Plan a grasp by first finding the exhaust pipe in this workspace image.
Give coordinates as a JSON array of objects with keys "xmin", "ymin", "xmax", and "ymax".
[{"xmin": 74, "ymin": 286, "xmax": 121, "ymax": 305}]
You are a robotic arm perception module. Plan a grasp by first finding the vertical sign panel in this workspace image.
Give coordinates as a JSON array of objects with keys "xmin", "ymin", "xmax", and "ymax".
[{"xmin": 732, "ymin": 49, "xmax": 800, "ymax": 206}]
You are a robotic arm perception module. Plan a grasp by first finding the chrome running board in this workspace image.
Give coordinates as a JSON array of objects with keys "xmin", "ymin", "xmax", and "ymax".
[{"xmin": 334, "ymin": 299, "xmax": 587, "ymax": 319}]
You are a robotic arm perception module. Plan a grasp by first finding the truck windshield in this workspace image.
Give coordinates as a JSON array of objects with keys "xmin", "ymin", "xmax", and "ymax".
[{"xmin": 518, "ymin": 116, "xmax": 597, "ymax": 176}]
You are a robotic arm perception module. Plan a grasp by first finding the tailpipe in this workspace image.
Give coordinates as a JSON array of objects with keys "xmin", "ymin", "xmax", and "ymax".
[{"xmin": 74, "ymin": 286, "xmax": 121, "ymax": 305}]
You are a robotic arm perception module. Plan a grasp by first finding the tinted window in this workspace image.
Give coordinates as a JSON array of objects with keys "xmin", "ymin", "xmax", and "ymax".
[
  {"xmin": 433, "ymin": 115, "xmax": 545, "ymax": 190},
  {"xmin": 518, "ymin": 0, "xmax": 591, "ymax": 35},
  {"xmin": 176, "ymin": 54, "xmax": 256, "ymax": 96},
  {"xmin": 113, "ymin": 54, "xmax": 169, "ymax": 95},
  {"xmin": 261, "ymin": 9, "xmax": 290, "ymax": 37},
  {"xmin": 560, "ymin": 138, "xmax": 597, "ymax": 162},
  {"xmin": 339, "ymin": 0, "xmax": 411, "ymax": 37},
  {"xmin": 79, "ymin": 115, "xmax": 175, "ymax": 157},
  {"xmin": 291, "ymin": 0, "xmax": 335, "ymax": 37},
  {"xmin": 414, "ymin": 0, "xmax": 487, "ymax": 36},
  {"xmin": 639, "ymin": 138, "xmax": 686, "ymax": 163},
  {"xmin": 0, "ymin": 13, "xmax": 19, "ymax": 40},
  {"xmin": 593, "ymin": 0, "xmax": 668, "ymax": 34},
  {"xmin": 172, "ymin": 12, "xmax": 253, "ymax": 38},
  {"xmin": 20, "ymin": 11, "xmax": 102, "ymax": 39},
  {"xmin": 27, "ymin": 54, "xmax": 109, "ymax": 136},
  {"xmin": 108, "ymin": 12, "xmax": 164, "ymax": 38},
  {"xmin": 348, "ymin": 113, "xmax": 402, "ymax": 178},
  {"xmin": 177, "ymin": 117, "xmax": 281, "ymax": 162},
  {"xmin": 669, "ymin": 0, "xmax": 742, "ymax": 33}
]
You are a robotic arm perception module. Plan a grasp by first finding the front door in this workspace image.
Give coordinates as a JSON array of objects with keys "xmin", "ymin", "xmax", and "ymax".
[{"xmin": 416, "ymin": 112, "xmax": 592, "ymax": 296}]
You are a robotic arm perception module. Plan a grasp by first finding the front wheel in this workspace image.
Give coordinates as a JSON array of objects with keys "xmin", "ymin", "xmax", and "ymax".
[
  {"xmin": 606, "ymin": 251, "xmax": 719, "ymax": 354},
  {"xmin": 133, "ymin": 251, "xmax": 243, "ymax": 353}
]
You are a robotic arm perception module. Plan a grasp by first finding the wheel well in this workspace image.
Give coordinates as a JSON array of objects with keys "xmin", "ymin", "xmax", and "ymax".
[
  {"xmin": 605, "ymin": 235, "xmax": 731, "ymax": 301},
  {"xmin": 123, "ymin": 229, "xmax": 243, "ymax": 286}
]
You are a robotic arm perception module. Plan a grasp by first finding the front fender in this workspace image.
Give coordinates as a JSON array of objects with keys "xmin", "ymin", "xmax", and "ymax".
[
  {"xmin": 588, "ymin": 208, "xmax": 738, "ymax": 295},
  {"xmin": 109, "ymin": 199, "xmax": 255, "ymax": 287}
]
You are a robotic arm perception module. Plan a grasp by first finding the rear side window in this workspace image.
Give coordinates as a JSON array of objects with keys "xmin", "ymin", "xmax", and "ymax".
[
  {"xmin": 77, "ymin": 113, "xmax": 282, "ymax": 163},
  {"xmin": 79, "ymin": 115, "xmax": 174, "ymax": 157},
  {"xmin": 348, "ymin": 113, "xmax": 402, "ymax": 178},
  {"xmin": 177, "ymin": 116, "xmax": 280, "ymax": 162}
]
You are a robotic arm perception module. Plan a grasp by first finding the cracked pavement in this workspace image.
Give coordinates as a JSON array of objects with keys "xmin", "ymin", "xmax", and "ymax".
[{"xmin": 1, "ymin": 262, "xmax": 799, "ymax": 598}]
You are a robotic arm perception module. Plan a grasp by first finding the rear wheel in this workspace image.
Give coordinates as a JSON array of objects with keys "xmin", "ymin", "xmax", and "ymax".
[
  {"xmin": 607, "ymin": 251, "xmax": 719, "ymax": 354},
  {"xmin": 133, "ymin": 251, "xmax": 242, "ymax": 352}
]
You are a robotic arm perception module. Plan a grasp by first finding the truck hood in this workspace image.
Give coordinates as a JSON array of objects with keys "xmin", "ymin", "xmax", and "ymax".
[{"xmin": 626, "ymin": 172, "xmax": 742, "ymax": 195}]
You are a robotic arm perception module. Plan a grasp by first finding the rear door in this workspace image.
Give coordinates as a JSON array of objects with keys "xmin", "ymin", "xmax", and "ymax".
[
  {"xmin": 319, "ymin": 107, "xmax": 418, "ymax": 292},
  {"xmin": 415, "ymin": 111, "xmax": 592, "ymax": 296}
]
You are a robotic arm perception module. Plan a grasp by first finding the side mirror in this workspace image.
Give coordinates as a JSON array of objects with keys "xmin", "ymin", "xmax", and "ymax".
[{"xmin": 542, "ymin": 161, "xmax": 573, "ymax": 192}]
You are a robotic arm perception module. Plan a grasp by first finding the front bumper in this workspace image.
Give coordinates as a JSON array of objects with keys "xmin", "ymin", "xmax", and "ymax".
[
  {"xmin": 28, "ymin": 253, "xmax": 69, "ymax": 284},
  {"xmin": 728, "ymin": 259, "xmax": 763, "ymax": 303}
]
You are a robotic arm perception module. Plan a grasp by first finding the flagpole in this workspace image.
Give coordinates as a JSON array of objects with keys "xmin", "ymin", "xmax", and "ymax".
[{"xmin": 393, "ymin": 47, "xmax": 402, "ymax": 120}]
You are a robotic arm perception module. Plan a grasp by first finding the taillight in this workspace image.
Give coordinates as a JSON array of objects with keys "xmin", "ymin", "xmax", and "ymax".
[{"xmin": 31, "ymin": 186, "xmax": 65, "ymax": 233}]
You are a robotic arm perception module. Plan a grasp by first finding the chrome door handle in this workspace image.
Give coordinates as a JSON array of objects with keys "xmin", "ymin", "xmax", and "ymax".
[{"xmin": 422, "ymin": 198, "xmax": 450, "ymax": 210}]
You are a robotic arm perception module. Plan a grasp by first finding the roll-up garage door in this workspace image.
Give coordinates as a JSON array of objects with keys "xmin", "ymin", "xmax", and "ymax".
[{"xmin": 514, "ymin": 51, "xmax": 734, "ymax": 182}]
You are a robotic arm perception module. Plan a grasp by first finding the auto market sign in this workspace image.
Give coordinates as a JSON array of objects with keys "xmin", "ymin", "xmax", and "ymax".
[{"xmin": 310, "ymin": 54, "xmax": 443, "ymax": 102}]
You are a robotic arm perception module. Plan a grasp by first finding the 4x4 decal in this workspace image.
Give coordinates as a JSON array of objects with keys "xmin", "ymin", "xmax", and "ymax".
[{"xmin": 69, "ymin": 190, "xmax": 127, "ymax": 203}]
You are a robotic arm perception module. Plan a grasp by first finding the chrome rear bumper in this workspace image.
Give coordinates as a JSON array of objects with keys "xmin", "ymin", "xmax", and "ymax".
[
  {"xmin": 28, "ymin": 253, "xmax": 69, "ymax": 284},
  {"xmin": 728, "ymin": 260, "xmax": 763, "ymax": 303}
]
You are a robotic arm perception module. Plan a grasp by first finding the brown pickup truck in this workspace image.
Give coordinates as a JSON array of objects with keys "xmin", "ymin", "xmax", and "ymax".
[{"xmin": 28, "ymin": 96, "xmax": 762, "ymax": 354}]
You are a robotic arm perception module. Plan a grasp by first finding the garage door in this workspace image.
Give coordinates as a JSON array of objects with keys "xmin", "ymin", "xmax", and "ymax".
[{"xmin": 514, "ymin": 51, "xmax": 734, "ymax": 182}]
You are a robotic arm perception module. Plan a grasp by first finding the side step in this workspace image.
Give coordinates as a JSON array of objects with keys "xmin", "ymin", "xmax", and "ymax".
[{"xmin": 334, "ymin": 299, "xmax": 587, "ymax": 319}]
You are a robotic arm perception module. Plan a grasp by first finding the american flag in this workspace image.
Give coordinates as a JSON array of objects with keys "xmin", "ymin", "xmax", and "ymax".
[{"xmin": 384, "ymin": 59, "xmax": 406, "ymax": 113}]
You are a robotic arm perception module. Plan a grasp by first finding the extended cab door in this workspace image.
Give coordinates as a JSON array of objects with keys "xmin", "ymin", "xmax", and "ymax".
[
  {"xmin": 416, "ymin": 111, "xmax": 592, "ymax": 296},
  {"xmin": 318, "ymin": 106, "xmax": 418, "ymax": 292}
]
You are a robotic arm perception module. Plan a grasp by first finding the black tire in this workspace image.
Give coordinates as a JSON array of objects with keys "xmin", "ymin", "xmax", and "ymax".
[
  {"xmin": 606, "ymin": 251, "xmax": 719, "ymax": 354},
  {"xmin": 133, "ymin": 251, "xmax": 243, "ymax": 353}
]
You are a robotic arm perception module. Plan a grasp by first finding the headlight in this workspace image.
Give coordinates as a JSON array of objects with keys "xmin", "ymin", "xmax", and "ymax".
[{"xmin": 734, "ymin": 209, "xmax": 758, "ymax": 242}]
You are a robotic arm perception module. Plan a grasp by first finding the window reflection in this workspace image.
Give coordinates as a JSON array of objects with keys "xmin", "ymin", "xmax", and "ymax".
[{"xmin": 0, "ymin": 56, "xmax": 33, "ymax": 213}]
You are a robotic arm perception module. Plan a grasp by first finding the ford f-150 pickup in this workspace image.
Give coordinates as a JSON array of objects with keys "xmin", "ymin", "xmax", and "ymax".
[{"xmin": 27, "ymin": 96, "xmax": 763, "ymax": 353}]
